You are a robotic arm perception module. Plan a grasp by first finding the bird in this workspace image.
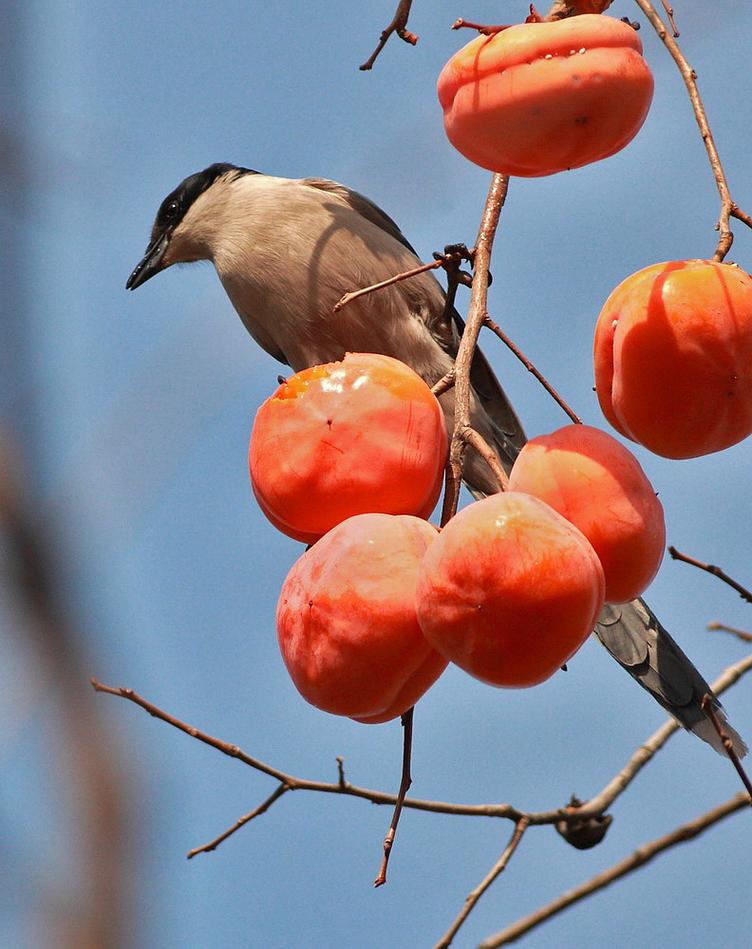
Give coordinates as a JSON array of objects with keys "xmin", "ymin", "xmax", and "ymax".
[{"xmin": 127, "ymin": 162, "xmax": 745, "ymax": 757}]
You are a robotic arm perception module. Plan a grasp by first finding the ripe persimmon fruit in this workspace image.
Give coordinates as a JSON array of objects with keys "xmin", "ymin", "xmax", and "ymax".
[
  {"xmin": 249, "ymin": 353, "xmax": 447, "ymax": 543},
  {"xmin": 415, "ymin": 492, "xmax": 605, "ymax": 688},
  {"xmin": 594, "ymin": 260, "xmax": 752, "ymax": 458},
  {"xmin": 276, "ymin": 513, "xmax": 446, "ymax": 723},
  {"xmin": 508, "ymin": 424, "xmax": 665, "ymax": 603},
  {"xmin": 437, "ymin": 15, "xmax": 653, "ymax": 176}
]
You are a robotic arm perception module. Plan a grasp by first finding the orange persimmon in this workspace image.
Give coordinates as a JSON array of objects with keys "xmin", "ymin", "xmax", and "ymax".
[
  {"xmin": 437, "ymin": 15, "xmax": 653, "ymax": 176},
  {"xmin": 508, "ymin": 424, "xmax": 665, "ymax": 603},
  {"xmin": 276, "ymin": 513, "xmax": 446, "ymax": 723},
  {"xmin": 249, "ymin": 353, "xmax": 447, "ymax": 543},
  {"xmin": 594, "ymin": 260, "xmax": 752, "ymax": 458},
  {"xmin": 415, "ymin": 492, "xmax": 605, "ymax": 688}
]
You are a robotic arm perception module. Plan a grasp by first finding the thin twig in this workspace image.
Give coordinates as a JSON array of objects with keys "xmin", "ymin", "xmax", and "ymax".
[
  {"xmin": 483, "ymin": 315, "xmax": 583, "ymax": 425},
  {"xmin": 186, "ymin": 784, "xmax": 290, "ymax": 858},
  {"xmin": 634, "ymin": 0, "xmax": 752, "ymax": 260},
  {"xmin": 708, "ymin": 622, "xmax": 752, "ymax": 644},
  {"xmin": 359, "ymin": 0, "xmax": 416, "ymax": 71},
  {"xmin": 434, "ymin": 818, "xmax": 529, "ymax": 949},
  {"xmin": 575, "ymin": 653, "xmax": 752, "ymax": 819},
  {"xmin": 374, "ymin": 708, "xmax": 414, "ymax": 887},
  {"xmin": 451, "ymin": 19, "xmax": 509, "ymax": 35},
  {"xmin": 441, "ymin": 174, "xmax": 510, "ymax": 525},
  {"xmin": 701, "ymin": 695, "xmax": 752, "ymax": 802},
  {"xmin": 333, "ymin": 259, "xmax": 443, "ymax": 313},
  {"xmin": 431, "ymin": 369, "xmax": 456, "ymax": 399},
  {"xmin": 91, "ymin": 653, "xmax": 752, "ymax": 858},
  {"xmin": 661, "ymin": 0, "xmax": 679, "ymax": 36},
  {"xmin": 668, "ymin": 546, "xmax": 752, "ymax": 604},
  {"xmin": 544, "ymin": 0, "xmax": 614, "ymax": 17},
  {"xmin": 479, "ymin": 793, "xmax": 750, "ymax": 948},
  {"xmin": 463, "ymin": 426, "xmax": 509, "ymax": 492}
]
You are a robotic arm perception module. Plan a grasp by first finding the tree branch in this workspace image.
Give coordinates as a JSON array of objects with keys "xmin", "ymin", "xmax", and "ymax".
[
  {"xmin": 479, "ymin": 793, "xmax": 750, "ymax": 947},
  {"xmin": 483, "ymin": 315, "xmax": 583, "ymax": 425},
  {"xmin": 701, "ymin": 695, "xmax": 752, "ymax": 802},
  {"xmin": 634, "ymin": 0, "xmax": 752, "ymax": 260},
  {"xmin": 359, "ymin": 0, "xmax": 417, "ymax": 71},
  {"xmin": 434, "ymin": 818, "xmax": 529, "ymax": 949},
  {"xmin": 708, "ymin": 622, "xmax": 752, "ymax": 644},
  {"xmin": 90, "ymin": 652, "xmax": 752, "ymax": 857},
  {"xmin": 441, "ymin": 174, "xmax": 510, "ymax": 523},
  {"xmin": 374, "ymin": 708, "xmax": 413, "ymax": 886},
  {"xmin": 668, "ymin": 546, "xmax": 752, "ymax": 604}
]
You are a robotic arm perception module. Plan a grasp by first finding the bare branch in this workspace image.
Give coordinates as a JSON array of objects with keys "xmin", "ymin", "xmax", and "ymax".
[
  {"xmin": 434, "ymin": 818, "xmax": 529, "ymax": 949},
  {"xmin": 575, "ymin": 653, "xmax": 752, "ymax": 819},
  {"xmin": 701, "ymin": 695, "xmax": 752, "ymax": 802},
  {"xmin": 187, "ymin": 784, "xmax": 290, "ymax": 859},
  {"xmin": 92, "ymin": 652, "xmax": 752, "ymax": 861},
  {"xmin": 634, "ymin": 0, "xmax": 752, "ymax": 260},
  {"xmin": 462, "ymin": 426, "xmax": 509, "ymax": 492},
  {"xmin": 333, "ymin": 259, "xmax": 443, "ymax": 313},
  {"xmin": 483, "ymin": 315, "xmax": 583, "ymax": 425},
  {"xmin": 441, "ymin": 174, "xmax": 510, "ymax": 524},
  {"xmin": 479, "ymin": 793, "xmax": 750, "ymax": 948},
  {"xmin": 708, "ymin": 622, "xmax": 752, "ymax": 644},
  {"xmin": 451, "ymin": 19, "xmax": 509, "ymax": 35},
  {"xmin": 360, "ymin": 0, "xmax": 417, "ymax": 71},
  {"xmin": 661, "ymin": 0, "xmax": 679, "ymax": 37},
  {"xmin": 431, "ymin": 370, "xmax": 456, "ymax": 399},
  {"xmin": 668, "ymin": 546, "xmax": 752, "ymax": 604},
  {"xmin": 374, "ymin": 708, "xmax": 414, "ymax": 887}
]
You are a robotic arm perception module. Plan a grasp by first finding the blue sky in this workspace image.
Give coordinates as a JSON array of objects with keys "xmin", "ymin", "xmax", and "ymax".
[{"xmin": 3, "ymin": 2, "xmax": 752, "ymax": 947}]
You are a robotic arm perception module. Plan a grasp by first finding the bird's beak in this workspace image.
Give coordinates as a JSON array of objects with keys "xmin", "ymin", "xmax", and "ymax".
[{"xmin": 126, "ymin": 228, "xmax": 172, "ymax": 290}]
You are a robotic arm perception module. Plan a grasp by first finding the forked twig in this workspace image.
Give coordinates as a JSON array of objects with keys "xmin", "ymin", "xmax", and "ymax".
[
  {"xmin": 479, "ymin": 793, "xmax": 750, "ymax": 948},
  {"xmin": 90, "ymin": 653, "xmax": 752, "ymax": 856},
  {"xmin": 360, "ymin": 0, "xmax": 417, "ymax": 71},
  {"xmin": 441, "ymin": 174, "xmax": 511, "ymax": 523},
  {"xmin": 187, "ymin": 784, "xmax": 290, "ymax": 859},
  {"xmin": 333, "ymin": 258, "xmax": 444, "ymax": 313}
]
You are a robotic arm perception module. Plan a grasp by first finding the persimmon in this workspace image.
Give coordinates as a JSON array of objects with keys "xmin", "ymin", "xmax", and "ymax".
[
  {"xmin": 508, "ymin": 424, "xmax": 665, "ymax": 603},
  {"xmin": 415, "ymin": 493, "xmax": 605, "ymax": 688},
  {"xmin": 249, "ymin": 353, "xmax": 447, "ymax": 543},
  {"xmin": 276, "ymin": 513, "xmax": 446, "ymax": 724},
  {"xmin": 437, "ymin": 15, "xmax": 654, "ymax": 176},
  {"xmin": 594, "ymin": 260, "xmax": 752, "ymax": 458}
]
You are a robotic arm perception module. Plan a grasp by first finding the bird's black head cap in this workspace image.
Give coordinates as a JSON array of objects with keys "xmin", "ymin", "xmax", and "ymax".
[
  {"xmin": 127, "ymin": 163, "xmax": 259, "ymax": 290},
  {"xmin": 150, "ymin": 162, "xmax": 259, "ymax": 240}
]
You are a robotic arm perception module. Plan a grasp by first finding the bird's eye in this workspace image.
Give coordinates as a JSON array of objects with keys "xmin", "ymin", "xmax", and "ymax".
[{"xmin": 164, "ymin": 199, "xmax": 180, "ymax": 220}]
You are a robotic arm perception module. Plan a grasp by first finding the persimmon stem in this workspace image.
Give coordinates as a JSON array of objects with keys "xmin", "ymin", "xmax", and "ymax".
[{"xmin": 374, "ymin": 708, "xmax": 414, "ymax": 887}]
